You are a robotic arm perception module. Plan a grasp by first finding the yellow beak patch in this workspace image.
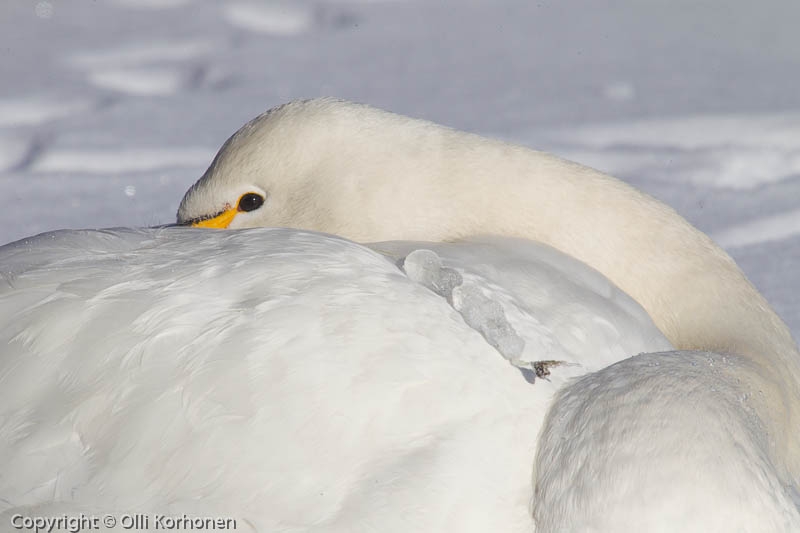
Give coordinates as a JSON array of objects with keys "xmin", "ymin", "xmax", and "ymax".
[{"xmin": 192, "ymin": 207, "xmax": 238, "ymax": 228}]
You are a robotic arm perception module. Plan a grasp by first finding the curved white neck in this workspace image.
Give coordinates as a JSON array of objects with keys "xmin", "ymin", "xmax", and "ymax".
[{"xmin": 333, "ymin": 125, "xmax": 800, "ymax": 477}]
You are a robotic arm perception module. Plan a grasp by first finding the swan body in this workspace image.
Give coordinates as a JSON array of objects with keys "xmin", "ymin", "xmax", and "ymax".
[
  {"xmin": 1, "ymin": 98, "xmax": 797, "ymax": 531},
  {"xmin": 0, "ymin": 228, "xmax": 670, "ymax": 531},
  {"xmin": 176, "ymin": 98, "xmax": 800, "ymax": 529},
  {"xmin": 535, "ymin": 351, "xmax": 800, "ymax": 532}
]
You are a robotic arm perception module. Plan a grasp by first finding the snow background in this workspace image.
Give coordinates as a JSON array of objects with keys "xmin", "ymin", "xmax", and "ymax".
[{"xmin": 1, "ymin": 0, "xmax": 798, "ymax": 335}]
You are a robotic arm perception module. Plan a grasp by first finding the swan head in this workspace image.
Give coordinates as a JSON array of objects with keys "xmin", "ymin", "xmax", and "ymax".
[
  {"xmin": 178, "ymin": 98, "xmax": 335, "ymax": 231},
  {"xmin": 177, "ymin": 97, "xmax": 458, "ymax": 241}
]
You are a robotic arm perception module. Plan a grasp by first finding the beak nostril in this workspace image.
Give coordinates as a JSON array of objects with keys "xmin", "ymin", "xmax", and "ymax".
[{"xmin": 191, "ymin": 207, "xmax": 238, "ymax": 229}]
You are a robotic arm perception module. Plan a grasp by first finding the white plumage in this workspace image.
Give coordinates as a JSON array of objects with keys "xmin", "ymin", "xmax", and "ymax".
[
  {"xmin": 2, "ymin": 98, "xmax": 800, "ymax": 531},
  {"xmin": 1, "ymin": 228, "xmax": 668, "ymax": 531}
]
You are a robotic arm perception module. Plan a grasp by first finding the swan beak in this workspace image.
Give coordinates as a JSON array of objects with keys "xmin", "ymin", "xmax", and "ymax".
[{"xmin": 193, "ymin": 207, "xmax": 238, "ymax": 228}]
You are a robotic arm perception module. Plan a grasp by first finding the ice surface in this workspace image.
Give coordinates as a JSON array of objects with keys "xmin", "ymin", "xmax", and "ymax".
[
  {"xmin": 403, "ymin": 248, "xmax": 527, "ymax": 366},
  {"xmin": 451, "ymin": 284, "xmax": 526, "ymax": 363},
  {"xmin": 401, "ymin": 249, "xmax": 463, "ymax": 299}
]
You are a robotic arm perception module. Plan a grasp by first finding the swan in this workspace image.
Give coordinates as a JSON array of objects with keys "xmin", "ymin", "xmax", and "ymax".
[
  {"xmin": 175, "ymin": 98, "xmax": 800, "ymax": 530},
  {"xmin": 1, "ymin": 98, "xmax": 797, "ymax": 531},
  {"xmin": 0, "ymin": 227, "xmax": 670, "ymax": 532}
]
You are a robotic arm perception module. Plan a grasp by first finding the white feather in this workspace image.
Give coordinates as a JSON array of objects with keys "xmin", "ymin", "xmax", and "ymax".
[
  {"xmin": 3, "ymin": 98, "xmax": 800, "ymax": 531},
  {"xmin": 1, "ymin": 227, "xmax": 669, "ymax": 531}
]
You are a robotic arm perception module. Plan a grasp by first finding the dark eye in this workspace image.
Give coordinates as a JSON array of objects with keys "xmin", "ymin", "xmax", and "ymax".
[{"xmin": 237, "ymin": 192, "xmax": 265, "ymax": 212}]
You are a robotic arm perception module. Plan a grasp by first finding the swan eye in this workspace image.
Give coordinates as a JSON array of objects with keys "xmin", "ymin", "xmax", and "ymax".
[{"xmin": 237, "ymin": 192, "xmax": 265, "ymax": 212}]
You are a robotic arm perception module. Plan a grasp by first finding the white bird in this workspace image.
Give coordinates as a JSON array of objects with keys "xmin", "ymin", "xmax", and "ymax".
[
  {"xmin": 175, "ymin": 98, "xmax": 800, "ymax": 531},
  {"xmin": 1, "ymin": 228, "xmax": 668, "ymax": 532},
  {"xmin": 1, "ymin": 98, "xmax": 798, "ymax": 532}
]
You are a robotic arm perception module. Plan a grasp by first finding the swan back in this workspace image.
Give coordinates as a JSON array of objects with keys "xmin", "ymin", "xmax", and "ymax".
[{"xmin": 0, "ymin": 228, "xmax": 670, "ymax": 531}]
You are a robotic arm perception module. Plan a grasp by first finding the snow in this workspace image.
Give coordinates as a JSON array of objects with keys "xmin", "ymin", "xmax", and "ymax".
[
  {"xmin": 222, "ymin": 3, "xmax": 314, "ymax": 35},
  {"xmin": 0, "ymin": 1, "xmax": 797, "ymax": 329},
  {"xmin": 713, "ymin": 208, "xmax": 800, "ymax": 249}
]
